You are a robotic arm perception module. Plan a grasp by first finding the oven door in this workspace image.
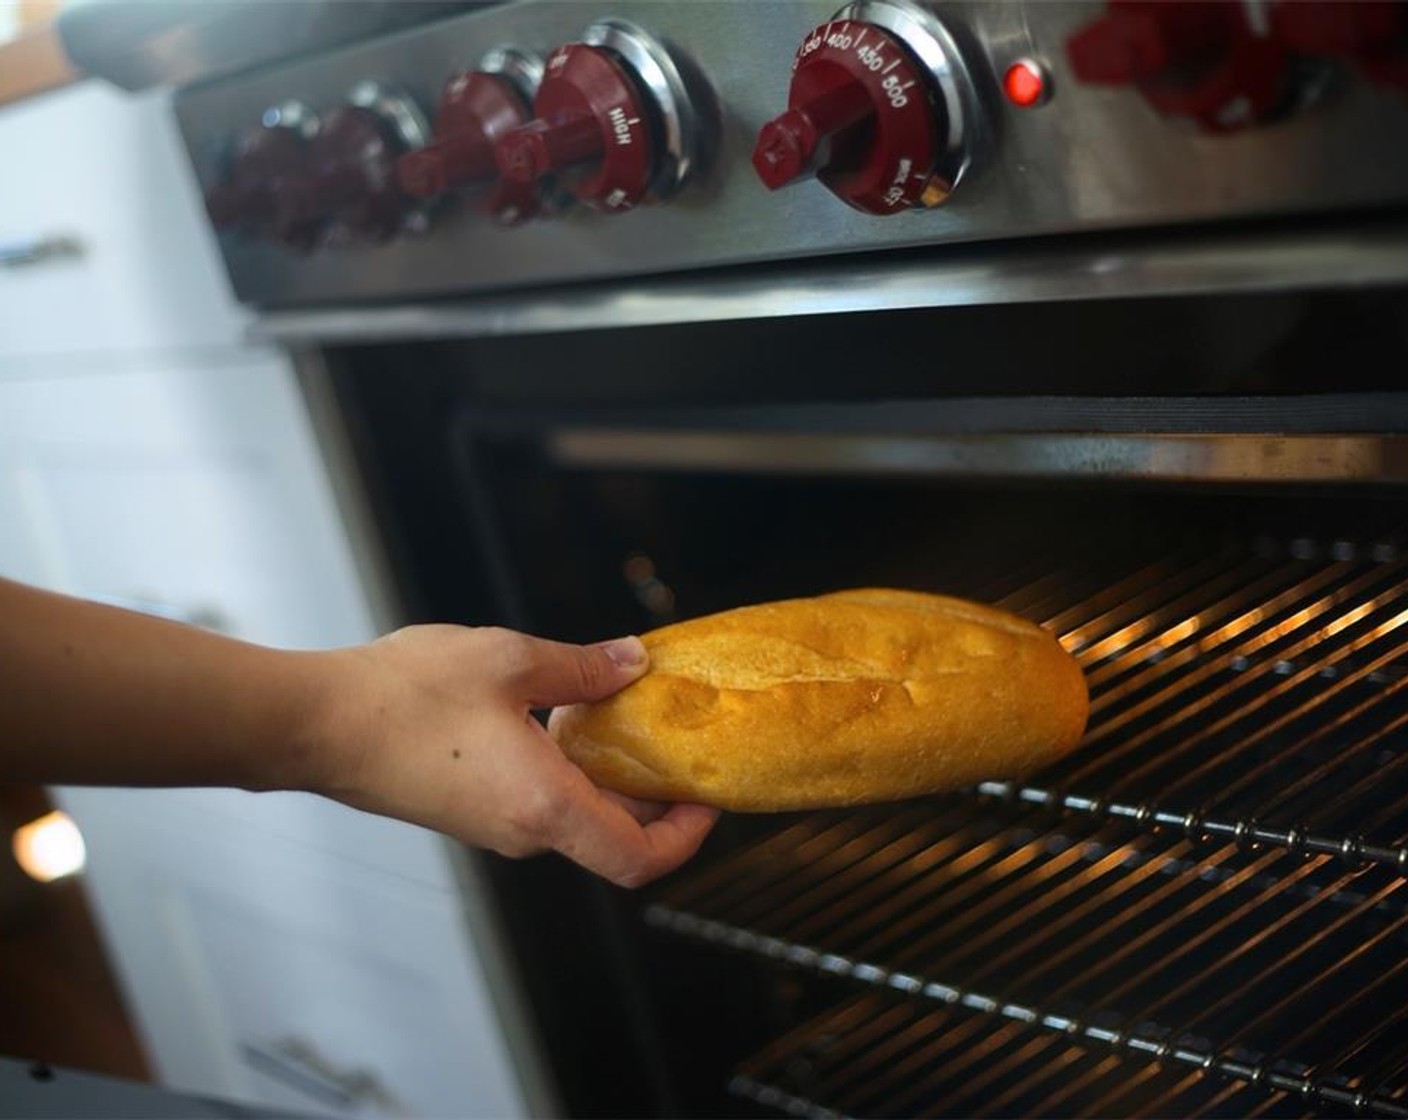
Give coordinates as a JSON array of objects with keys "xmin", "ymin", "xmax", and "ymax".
[{"xmin": 319, "ymin": 282, "xmax": 1408, "ymax": 1118}]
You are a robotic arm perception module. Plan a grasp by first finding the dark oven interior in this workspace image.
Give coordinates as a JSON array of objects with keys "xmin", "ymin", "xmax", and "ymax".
[{"xmin": 328, "ymin": 285, "xmax": 1408, "ymax": 1118}]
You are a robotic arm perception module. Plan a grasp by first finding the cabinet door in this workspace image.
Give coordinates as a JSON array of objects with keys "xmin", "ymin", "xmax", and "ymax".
[
  {"xmin": 56, "ymin": 787, "xmax": 528, "ymax": 1119},
  {"xmin": 0, "ymin": 356, "xmax": 536, "ymax": 1116},
  {"xmin": 0, "ymin": 348, "xmax": 478, "ymax": 879},
  {"xmin": 0, "ymin": 82, "xmax": 248, "ymax": 358},
  {"xmin": 0, "ymin": 354, "xmax": 472, "ymax": 888},
  {"xmin": 0, "ymin": 353, "xmax": 369, "ymax": 649}
]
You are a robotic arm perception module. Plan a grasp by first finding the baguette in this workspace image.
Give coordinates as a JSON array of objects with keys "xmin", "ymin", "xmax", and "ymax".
[{"xmin": 549, "ymin": 588, "xmax": 1089, "ymax": 812}]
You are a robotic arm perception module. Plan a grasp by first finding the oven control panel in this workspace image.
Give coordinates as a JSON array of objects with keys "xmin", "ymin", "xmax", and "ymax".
[{"xmin": 174, "ymin": 0, "xmax": 1408, "ymax": 307}]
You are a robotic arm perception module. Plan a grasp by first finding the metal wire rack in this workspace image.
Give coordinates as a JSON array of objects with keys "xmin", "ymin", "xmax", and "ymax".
[
  {"xmin": 729, "ymin": 993, "xmax": 1325, "ymax": 1119},
  {"xmin": 982, "ymin": 542, "xmax": 1408, "ymax": 873},
  {"xmin": 647, "ymin": 540, "xmax": 1408, "ymax": 1117}
]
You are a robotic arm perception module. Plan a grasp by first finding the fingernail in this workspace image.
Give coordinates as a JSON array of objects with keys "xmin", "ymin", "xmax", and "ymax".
[{"xmin": 600, "ymin": 635, "xmax": 647, "ymax": 669}]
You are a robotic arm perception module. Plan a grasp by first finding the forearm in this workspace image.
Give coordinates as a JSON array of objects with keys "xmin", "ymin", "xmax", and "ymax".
[{"xmin": 0, "ymin": 577, "xmax": 329, "ymax": 792}]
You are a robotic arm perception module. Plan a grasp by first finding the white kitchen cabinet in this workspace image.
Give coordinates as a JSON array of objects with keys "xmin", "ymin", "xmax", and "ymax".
[
  {"xmin": 0, "ymin": 360, "xmax": 536, "ymax": 1117},
  {"xmin": 0, "ymin": 80, "xmax": 538, "ymax": 1118},
  {"xmin": 0, "ymin": 82, "xmax": 248, "ymax": 358},
  {"xmin": 0, "ymin": 355, "xmax": 372, "ymax": 651},
  {"xmin": 55, "ymin": 786, "xmax": 526, "ymax": 1119},
  {"xmin": 0, "ymin": 357, "xmax": 470, "ymax": 892}
]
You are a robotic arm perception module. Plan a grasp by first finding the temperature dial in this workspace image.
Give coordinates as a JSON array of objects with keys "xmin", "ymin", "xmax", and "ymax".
[
  {"xmin": 753, "ymin": 0, "xmax": 981, "ymax": 215},
  {"xmin": 1065, "ymin": 1, "xmax": 1292, "ymax": 132},
  {"xmin": 396, "ymin": 48, "xmax": 544, "ymax": 225},
  {"xmin": 289, "ymin": 81, "xmax": 429, "ymax": 243},
  {"xmin": 494, "ymin": 19, "xmax": 698, "ymax": 212},
  {"xmin": 204, "ymin": 102, "xmax": 320, "ymax": 251}
]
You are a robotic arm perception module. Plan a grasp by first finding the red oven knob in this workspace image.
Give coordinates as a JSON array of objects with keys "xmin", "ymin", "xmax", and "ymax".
[
  {"xmin": 494, "ymin": 19, "xmax": 699, "ymax": 213},
  {"xmin": 752, "ymin": 1, "xmax": 981, "ymax": 215},
  {"xmin": 289, "ymin": 81, "xmax": 430, "ymax": 243},
  {"xmin": 205, "ymin": 102, "xmax": 321, "ymax": 251},
  {"xmin": 1065, "ymin": 1, "xmax": 1291, "ymax": 132},
  {"xmin": 396, "ymin": 48, "xmax": 544, "ymax": 225},
  {"xmin": 1270, "ymin": 1, "xmax": 1408, "ymax": 94}
]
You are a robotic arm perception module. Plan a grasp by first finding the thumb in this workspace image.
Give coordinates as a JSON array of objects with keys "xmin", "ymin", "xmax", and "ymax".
[{"xmin": 508, "ymin": 634, "xmax": 649, "ymax": 708}]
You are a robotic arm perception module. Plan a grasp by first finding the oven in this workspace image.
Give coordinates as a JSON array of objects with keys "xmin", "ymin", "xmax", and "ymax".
[{"xmin": 167, "ymin": 1, "xmax": 1408, "ymax": 1116}]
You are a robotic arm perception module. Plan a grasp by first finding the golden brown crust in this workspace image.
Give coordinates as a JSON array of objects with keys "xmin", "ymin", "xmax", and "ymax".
[{"xmin": 548, "ymin": 589, "xmax": 1088, "ymax": 812}]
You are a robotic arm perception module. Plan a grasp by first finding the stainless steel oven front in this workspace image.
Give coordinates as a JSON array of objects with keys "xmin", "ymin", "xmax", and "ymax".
[{"xmin": 172, "ymin": 2, "xmax": 1408, "ymax": 1115}]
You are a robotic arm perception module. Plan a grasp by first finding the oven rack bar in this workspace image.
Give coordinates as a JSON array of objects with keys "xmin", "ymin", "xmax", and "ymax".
[
  {"xmin": 547, "ymin": 431, "xmax": 1408, "ymax": 487},
  {"xmin": 973, "ymin": 781, "xmax": 1408, "ymax": 876},
  {"xmin": 1007, "ymin": 549, "xmax": 1408, "ymax": 869},
  {"xmin": 729, "ymin": 1075, "xmax": 841, "ymax": 1120},
  {"xmin": 727, "ymin": 994, "xmax": 1324, "ymax": 1120},
  {"xmin": 649, "ymin": 906, "xmax": 1406, "ymax": 1118}
]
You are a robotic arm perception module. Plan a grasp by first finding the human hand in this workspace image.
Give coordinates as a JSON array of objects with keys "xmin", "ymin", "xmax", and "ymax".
[{"xmin": 305, "ymin": 624, "xmax": 720, "ymax": 887}]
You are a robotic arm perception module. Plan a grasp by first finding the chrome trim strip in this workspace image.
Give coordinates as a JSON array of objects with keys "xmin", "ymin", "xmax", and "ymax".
[
  {"xmin": 841, "ymin": 0, "xmax": 981, "ymax": 199},
  {"xmin": 253, "ymin": 223, "xmax": 1408, "ymax": 343},
  {"xmin": 581, "ymin": 17, "xmax": 698, "ymax": 199},
  {"xmin": 546, "ymin": 431, "xmax": 1408, "ymax": 485},
  {"xmin": 260, "ymin": 100, "xmax": 320, "ymax": 139},
  {"xmin": 477, "ymin": 45, "xmax": 546, "ymax": 105},
  {"xmin": 347, "ymin": 79, "xmax": 430, "ymax": 150}
]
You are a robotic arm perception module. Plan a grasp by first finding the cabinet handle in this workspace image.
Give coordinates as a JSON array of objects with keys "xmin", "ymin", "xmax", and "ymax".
[
  {"xmin": 0, "ymin": 235, "xmax": 84, "ymax": 269},
  {"xmin": 241, "ymin": 1035, "xmax": 408, "ymax": 1116}
]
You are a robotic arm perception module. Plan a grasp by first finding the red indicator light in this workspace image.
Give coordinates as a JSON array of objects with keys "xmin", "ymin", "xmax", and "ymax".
[{"xmin": 1004, "ymin": 59, "xmax": 1049, "ymax": 108}]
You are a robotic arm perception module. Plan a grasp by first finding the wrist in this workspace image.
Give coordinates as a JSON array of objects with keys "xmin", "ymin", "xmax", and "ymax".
[{"xmin": 252, "ymin": 648, "xmax": 358, "ymax": 796}]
